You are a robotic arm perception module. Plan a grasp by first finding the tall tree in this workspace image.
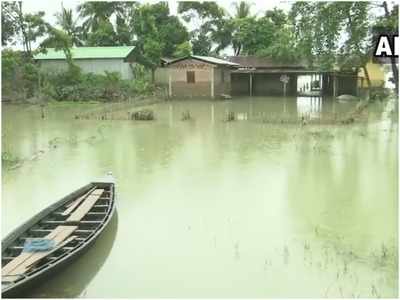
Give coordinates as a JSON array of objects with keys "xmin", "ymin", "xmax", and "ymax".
[
  {"xmin": 290, "ymin": 2, "xmax": 346, "ymax": 70},
  {"xmin": 231, "ymin": 1, "xmax": 252, "ymax": 55},
  {"xmin": 55, "ymin": 5, "xmax": 83, "ymax": 46},
  {"xmin": 1, "ymin": 1, "xmax": 19, "ymax": 46},
  {"xmin": 42, "ymin": 25, "xmax": 80, "ymax": 83},
  {"xmin": 231, "ymin": 5, "xmax": 294, "ymax": 57},
  {"xmin": 290, "ymin": 1, "xmax": 397, "ymax": 94},
  {"xmin": 1, "ymin": 2, "xmax": 46, "ymax": 55},
  {"xmin": 178, "ymin": 2, "xmax": 231, "ymax": 55},
  {"xmin": 22, "ymin": 10, "xmax": 47, "ymax": 55},
  {"xmin": 77, "ymin": 1, "xmax": 120, "ymax": 46},
  {"xmin": 232, "ymin": 1, "xmax": 251, "ymax": 19},
  {"xmin": 77, "ymin": 2, "xmax": 117, "ymax": 32},
  {"xmin": 114, "ymin": 2, "xmax": 138, "ymax": 45},
  {"xmin": 337, "ymin": 2, "xmax": 372, "ymax": 88},
  {"xmin": 173, "ymin": 41, "xmax": 192, "ymax": 58},
  {"xmin": 131, "ymin": 3, "xmax": 189, "ymax": 81}
]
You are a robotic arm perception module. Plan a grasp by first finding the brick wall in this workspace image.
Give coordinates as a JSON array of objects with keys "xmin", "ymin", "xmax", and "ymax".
[{"xmin": 156, "ymin": 59, "xmax": 233, "ymax": 98}]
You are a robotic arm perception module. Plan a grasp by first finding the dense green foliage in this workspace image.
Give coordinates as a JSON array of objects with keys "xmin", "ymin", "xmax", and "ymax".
[
  {"xmin": 291, "ymin": 1, "xmax": 398, "ymax": 91},
  {"xmin": 130, "ymin": 3, "xmax": 189, "ymax": 81},
  {"xmin": 1, "ymin": 1, "xmax": 398, "ymax": 102},
  {"xmin": 2, "ymin": 49, "xmax": 39, "ymax": 99}
]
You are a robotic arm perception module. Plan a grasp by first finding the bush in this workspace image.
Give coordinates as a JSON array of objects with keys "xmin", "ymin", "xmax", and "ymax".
[
  {"xmin": 1, "ymin": 49, "xmax": 156, "ymax": 102},
  {"xmin": 370, "ymin": 87, "xmax": 391, "ymax": 102},
  {"xmin": 42, "ymin": 69, "xmax": 154, "ymax": 102},
  {"xmin": 2, "ymin": 49, "xmax": 39, "ymax": 99}
]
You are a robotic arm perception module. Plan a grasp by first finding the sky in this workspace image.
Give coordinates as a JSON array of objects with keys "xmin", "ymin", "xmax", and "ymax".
[{"xmin": 18, "ymin": 0, "xmax": 293, "ymax": 55}]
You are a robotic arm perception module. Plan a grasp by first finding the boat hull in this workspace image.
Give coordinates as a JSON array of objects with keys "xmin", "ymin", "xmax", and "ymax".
[{"xmin": 2, "ymin": 178, "xmax": 116, "ymax": 298}]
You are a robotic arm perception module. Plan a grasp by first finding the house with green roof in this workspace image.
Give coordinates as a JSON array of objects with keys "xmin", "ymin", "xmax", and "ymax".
[{"xmin": 34, "ymin": 46, "xmax": 136, "ymax": 80}]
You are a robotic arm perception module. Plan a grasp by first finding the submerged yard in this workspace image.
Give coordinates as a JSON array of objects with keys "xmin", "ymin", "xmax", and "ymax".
[{"xmin": 1, "ymin": 97, "xmax": 398, "ymax": 297}]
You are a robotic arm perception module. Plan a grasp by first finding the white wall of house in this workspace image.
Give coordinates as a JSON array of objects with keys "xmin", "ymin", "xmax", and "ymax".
[{"xmin": 38, "ymin": 58, "xmax": 135, "ymax": 80}]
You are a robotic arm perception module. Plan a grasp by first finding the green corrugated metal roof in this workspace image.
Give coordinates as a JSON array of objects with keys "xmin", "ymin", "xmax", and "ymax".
[{"xmin": 34, "ymin": 46, "xmax": 135, "ymax": 60}]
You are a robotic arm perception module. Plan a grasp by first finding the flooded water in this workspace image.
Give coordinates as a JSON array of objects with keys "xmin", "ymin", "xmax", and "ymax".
[{"xmin": 2, "ymin": 97, "xmax": 398, "ymax": 298}]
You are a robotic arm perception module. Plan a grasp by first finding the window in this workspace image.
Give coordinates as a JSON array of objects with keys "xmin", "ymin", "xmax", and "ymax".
[
  {"xmin": 187, "ymin": 71, "xmax": 195, "ymax": 83},
  {"xmin": 221, "ymin": 70, "xmax": 225, "ymax": 83}
]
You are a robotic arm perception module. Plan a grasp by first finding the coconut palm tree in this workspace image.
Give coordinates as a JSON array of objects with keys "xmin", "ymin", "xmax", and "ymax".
[
  {"xmin": 231, "ymin": 1, "xmax": 253, "ymax": 55},
  {"xmin": 232, "ymin": 1, "xmax": 252, "ymax": 19},
  {"xmin": 77, "ymin": 2, "xmax": 119, "ymax": 33},
  {"xmin": 55, "ymin": 5, "xmax": 83, "ymax": 46},
  {"xmin": 77, "ymin": 2, "xmax": 136, "ymax": 46}
]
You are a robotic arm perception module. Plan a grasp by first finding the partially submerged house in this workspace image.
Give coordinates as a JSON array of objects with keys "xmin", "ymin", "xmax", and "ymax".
[
  {"xmin": 34, "ymin": 46, "xmax": 136, "ymax": 80},
  {"xmin": 228, "ymin": 56, "xmax": 359, "ymax": 97},
  {"xmin": 155, "ymin": 55, "xmax": 239, "ymax": 98}
]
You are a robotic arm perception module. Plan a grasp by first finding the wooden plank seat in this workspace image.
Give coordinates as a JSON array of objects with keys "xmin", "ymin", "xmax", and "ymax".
[
  {"xmin": 42, "ymin": 220, "xmax": 103, "ymax": 225},
  {"xmin": 2, "ymin": 226, "xmax": 77, "ymax": 282},
  {"xmin": 66, "ymin": 189, "xmax": 104, "ymax": 222},
  {"xmin": 62, "ymin": 187, "xmax": 98, "ymax": 215}
]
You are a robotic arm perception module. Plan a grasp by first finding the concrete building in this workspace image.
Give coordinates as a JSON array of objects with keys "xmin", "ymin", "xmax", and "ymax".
[
  {"xmin": 228, "ymin": 56, "xmax": 359, "ymax": 97},
  {"xmin": 34, "ymin": 46, "xmax": 136, "ymax": 80},
  {"xmin": 155, "ymin": 55, "xmax": 239, "ymax": 98}
]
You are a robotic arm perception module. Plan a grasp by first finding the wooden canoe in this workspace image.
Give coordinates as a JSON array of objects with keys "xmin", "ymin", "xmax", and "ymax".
[{"xmin": 1, "ymin": 174, "xmax": 116, "ymax": 298}]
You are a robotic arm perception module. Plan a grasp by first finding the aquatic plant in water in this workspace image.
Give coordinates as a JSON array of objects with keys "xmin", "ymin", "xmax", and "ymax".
[
  {"xmin": 2, "ymin": 151, "xmax": 19, "ymax": 165},
  {"xmin": 2, "ymin": 151, "xmax": 22, "ymax": 170}
]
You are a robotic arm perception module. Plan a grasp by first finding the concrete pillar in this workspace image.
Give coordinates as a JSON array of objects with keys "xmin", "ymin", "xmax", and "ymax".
[
  {"xmin": 333, "ymin": 74, "xmax": 337, "ymax": 98},
  {"xmin": 211, "ymin": 67, "xmax": 215, "ymax": 99},
  {"xmin": 319, "ymin": 74, "xmax": 322, "ymax": 92},
  {"xmin": 249, "ymin": 73, "xmax": 253, "ymax": 97},
  {"xmin": 38, "ymin": 71, "xmax": 41, "ymax": 98},
  {"xmin": 168, "ymin": 71, "xmax": 172, "ymax": 98},
  {"xmin": 283, "ymin": 98, "xmax": 287, "ymax": 114}
]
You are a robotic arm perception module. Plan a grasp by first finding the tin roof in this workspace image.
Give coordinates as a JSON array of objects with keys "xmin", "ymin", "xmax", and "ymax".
[
  {"xmin": 228, "ymin": 56, "xmax": 307, "ymax": 69},
  {"xmin": 34, "ymin": 46, "xmax": 135, "ymax": 60},
  {"xmin": 168, "ymin": 55, "xmax": 240, "ymax": 67}
]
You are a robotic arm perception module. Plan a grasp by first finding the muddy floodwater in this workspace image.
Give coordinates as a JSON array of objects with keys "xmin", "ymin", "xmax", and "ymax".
[{"xmin": 2, "ymin": 97, "xmax": 398, "ymax": 298}]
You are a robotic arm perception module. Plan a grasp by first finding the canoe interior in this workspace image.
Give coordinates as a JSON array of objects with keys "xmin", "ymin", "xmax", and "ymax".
[{"xmin": 1, "ymin": 181, "xmax": 115, "ymax": 293}]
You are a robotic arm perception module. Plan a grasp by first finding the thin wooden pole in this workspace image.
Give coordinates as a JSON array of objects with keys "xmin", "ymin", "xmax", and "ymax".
[
  {"xmin": 168, "ymin": 71, "xmax": 172, "ymax": 98},
  {"xmin": 249, "ymin": 73, "xmax": 253, "ymax": 97},
  {"xmin": 211, "ymin": 67, "xmax": 215, "ymax": 99},
  {"xmin": 333, "ymin": 74, "xmax": 337, "ymax": 98}
]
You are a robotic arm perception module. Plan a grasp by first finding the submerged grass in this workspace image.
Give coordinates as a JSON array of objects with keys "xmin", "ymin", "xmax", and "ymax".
[
  {"xmin": 2, "ymin": 151, "xmax": 21, "ymax": 169},
  {"xmin": 2, "ymin": 124, "xmax": 109, "ymax": 172}
]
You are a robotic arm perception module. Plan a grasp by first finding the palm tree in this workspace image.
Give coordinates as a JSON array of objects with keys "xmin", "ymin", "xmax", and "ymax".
[
  {"xmin": 232, "ymin": 1, "xmax": 252, "ymax": 19},
  {"xmin": 231, "ymin": 2, "xmax": 253, "ymax": 55},
  {"xmin": 77, "ymin": 2, "xmax": 120, "ymax": 33},
  {"xmin": 55, "ymin": 5, "xmax": 83, "ymax": 46},
  {"xmin": 77, "ymin": 2, "xmax": 136, "ymax": 46}
]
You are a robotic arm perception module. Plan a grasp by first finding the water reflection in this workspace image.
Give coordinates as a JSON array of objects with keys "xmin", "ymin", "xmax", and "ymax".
[
  {"xmin": 155, "ymin": 97, "xmax": 358, "ymax": 124},
  {"xmin": 25, "ymin": 211, "xmax": 118, "ymax": 298},
  {"xmin": 2, "ymin": 98, "xmax": 397, "ymax": 298},
  {"xmin": 297, "ymin": 97, "xmax": 322, "ymax": 119}
]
